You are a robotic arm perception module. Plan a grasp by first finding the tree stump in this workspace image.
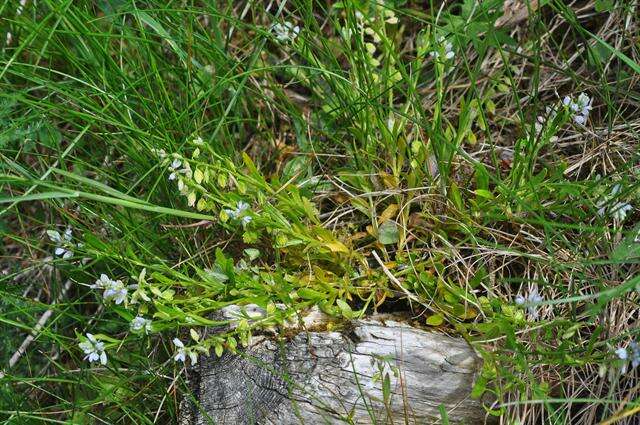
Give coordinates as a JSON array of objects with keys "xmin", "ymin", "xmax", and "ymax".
[{"xmin": 179, "ymin": 313, "xmax": 491, "ymax": 424}]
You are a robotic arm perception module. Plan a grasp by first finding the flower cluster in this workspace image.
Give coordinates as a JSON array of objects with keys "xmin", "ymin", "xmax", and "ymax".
[
  {"xmin": 224, "ymin": 201, "xmax": 252, "ymax": 225},
  {"xmin": 79, "ymin": 333, "xmax": 107, "ymax": 365},
  {"xmin": 173, "ymin": 338, "xmax": 198, "ymax": 364},
  {"xmin": 430, "ymin": 36, "xmax": 455, "ymax": 61},
  {"xmin": 563, "ymin": 93, "xmax": 592, "ymax": 125},
  {"xmin": 159, "ymin": 150, "xmax": 210, "ymax": 209},
  {"xmin": 47, "ymin": 227, "xmax": 77, "ymax": 259},
  {"xmin": 91, "ymin": 274, "xmax": 128, "ymax": 305},
  {"xmin": 130, "ymin": 316, "xmax": 152, "ymax": 334},
  {"xmin": 79, "ymin": 271, "xmax": 154, "ymax": 364},
  {"xmin": 615, "ymin": 341, "xmax": 640, "ymax": 373},
  {"xmin": 272, "ymin": 21, "xmax": 300, "ymax": 43},
  {"xmin": 168, "ymin": 158, "xmax": 189, "ymax": 181},
  {"xmin": 515, "ymin": 287, "xmax": 543, "ymax": 320}
]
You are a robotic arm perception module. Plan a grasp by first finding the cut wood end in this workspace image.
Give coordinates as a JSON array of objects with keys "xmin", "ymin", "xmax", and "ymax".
[{"xmin": 180, "ymin": 310, "xmax": 493, "ymax": 424}]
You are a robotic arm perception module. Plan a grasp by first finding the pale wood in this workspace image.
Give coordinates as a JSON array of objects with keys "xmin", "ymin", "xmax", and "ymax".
[{"xmin": 180, "ymin": 314, "xmax": 491, "ymax": 424}]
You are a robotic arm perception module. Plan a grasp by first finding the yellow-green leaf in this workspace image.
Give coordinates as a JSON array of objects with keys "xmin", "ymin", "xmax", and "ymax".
[
  {"xmin": 190, "ymin": 328, "xmax": 200, "ymax": 342},
  {"xmin": 194, "ymin": 169, "xmax": 204, "ymax": 184},
  {"xmin": 426, "ymin": 314, "xmax": 444, "ymax": 326}
]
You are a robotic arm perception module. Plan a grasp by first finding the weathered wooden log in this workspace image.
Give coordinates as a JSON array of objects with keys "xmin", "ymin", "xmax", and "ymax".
[{"xmin": 180, "ymin": 313, "xmax": 491, "ymax": 424}]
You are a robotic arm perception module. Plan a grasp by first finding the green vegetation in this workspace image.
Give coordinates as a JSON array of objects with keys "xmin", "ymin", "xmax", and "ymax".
[{"xmin": 1, "ymin": 0, "xmax": 639, "ymax": 423}]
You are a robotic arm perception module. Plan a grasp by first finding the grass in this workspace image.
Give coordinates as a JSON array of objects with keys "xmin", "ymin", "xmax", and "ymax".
[{"xmin": 1, "ymin": 0, "xmax": 639, "ymax": 423}]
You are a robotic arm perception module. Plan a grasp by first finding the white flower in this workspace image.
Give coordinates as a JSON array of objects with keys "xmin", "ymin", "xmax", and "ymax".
[
  {"xmin": 79, "ymin": 333, "xmax": 107, "ymax": 365},
  {"xmin": 91, "ymin": 274, "xmax": 128, "ymax": 305},
  {"xmin": 225, "ymin": 201, "xmax": 252, "ymax": 224},
  {"xmin": 235, "ymin": 201, "xmax": 249, "ymax": 214},
  {"xmin": 430, "ymin": 36, "xmax": 454, "ymax": 60},
  {"xmin": 130, "ymin": 316, "xmax": 152, "ymax": 334},
  {"xmin": 272, "ymin": 21, "xmax": 300, "ymax": 43},
  {"xmin": 515, "ymin": 288, "xmax": 543, "ymax": 320},
  {"xmin": 47, "ymin": 227, "xmax": 74, "ymax": 259},
  {"xmin": 616, "ymin": 341, "xmax": 640, "ymax": 373},
  {"xmin": 173, "ymin": 338, "xmax": 198, "ymax": 364},
  {"xmin": 168, "ymin": 158, "xmax": 182, "ymax": 180},
  {"xmin": 616, "ymin": 347, "xmax": 628, "ymax": 360},
  {"xmin": 563, "ymin": 93, "xmax": 592, "ymax": 125}
]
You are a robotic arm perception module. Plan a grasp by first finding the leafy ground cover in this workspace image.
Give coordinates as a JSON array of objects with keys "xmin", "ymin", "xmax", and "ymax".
[{"xmin": 1, "ymin": 0, "xmax": 639, "ymax": 423}]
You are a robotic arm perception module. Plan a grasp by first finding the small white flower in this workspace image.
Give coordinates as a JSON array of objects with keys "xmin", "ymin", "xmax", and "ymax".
[
  {"xmin": 173, "ymin": 338, "xmax": 198, "ymax": 364},
  {"xmin": 79, "ymin": 333, "xmax": 107, "ymax": 365},
  {"xmin": 563, "ymin": 93, "xmax": 592, "ymax": 125},
  {"xmin": 272, "ymin": 21, "xmax": 300, "ymax": 43},
  {"xmin": 48, "ymin": 228, "xmax": 75, "ymax": 259},
  {"xmin": 616, "ymin": 347, "xmax": 628, "ymax": 360},
  {"xmin": 235, "ymin": 201, "xmax": 249, "ymax": 215},
  {"xmin": 225, "ymin": 201, "xmax": 252, "ymax": 224},
  {"xmin": 430, "ymin": 36, "xmax": 454, "ymax": 60},
  {"xmin": 515, "ymin": 288, "xmax": 544, "ymax": 320},
  {"xmin": 91, "ymin": 274, "xmax": 128, "ymax": 305},
  {"xmin": 173, "ymin": 338, "xmax": 186, "ymax": 362},
  {"xmin": 130, "ymin": 316, "xmax": 152, "ymax": 334}
]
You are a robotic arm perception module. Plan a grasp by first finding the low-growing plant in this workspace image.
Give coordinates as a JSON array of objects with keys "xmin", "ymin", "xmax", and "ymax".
[{"xmin": 1, "ymin": 0, "xmax": 640, "ymax": 423}]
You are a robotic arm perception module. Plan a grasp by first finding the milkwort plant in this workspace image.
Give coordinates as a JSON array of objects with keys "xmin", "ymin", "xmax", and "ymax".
[{"xmin": 1, "ymin": 0, "xmax": 640, "ymax": 424}]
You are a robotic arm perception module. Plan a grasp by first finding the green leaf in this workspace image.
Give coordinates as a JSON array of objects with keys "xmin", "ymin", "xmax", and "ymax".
[
  {"xmin": 438, "ymin": 404, "xmax": 450, "ymax": 425},
  {"xmin": 595, "ymin": 0, "xmax": 614, "ymax": 12},
  {"xmin": 194, "ymin": 169, "xmax": 204, "ymax": 184},
  {"xmin": 336, "ymin": 299, "xmax": 353, "ymax": 319},
  {"xmin": 474, "ymin": 189, "xmax": 493, "ymax": 199},
  {"xmin": 297, "ymin": 288, "xmax": 325, "ymax": 300},
  {"xmin": 160, "ymin": 289, "xmax": 175, "ymax": 300},
  {"xmin": 215, "ymin": 343, "xmax": 224, "ymax": 357},
  {"xmin": 243, "ymin": 248, "xmax": 260, "ymax": 261},
  {"xmin": 611, "ymin": 226, "xmax": 640, "ymax": 263},
  {"xmin": 449, "ymin": 181, "xmax": 464, "ymax": 210},
  {"xmin": 190, "ymin": 328, "xmax": 200, "ymax": 342},
  {"xmin": 426, "ymin": 314, "xmax": 444, "ymax": 326},
  {"xmin": 378, "ymin": 220, "xmax": 399, "ymax": 245}
]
